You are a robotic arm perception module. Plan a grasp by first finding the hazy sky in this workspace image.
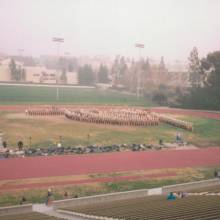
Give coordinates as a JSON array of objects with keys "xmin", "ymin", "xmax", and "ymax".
[{"xmin": 0, "ymin": 0, "xmax": 220, "ymax": 61}]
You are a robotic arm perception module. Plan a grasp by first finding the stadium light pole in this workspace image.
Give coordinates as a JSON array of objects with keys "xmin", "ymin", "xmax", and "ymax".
[
  {"xmin": 135, "ymin": 43, "xmax": 145, "ymax": 100},
  {"xmin": 52, "ymin": 37, "xmax": 64, "ymax": 101}
]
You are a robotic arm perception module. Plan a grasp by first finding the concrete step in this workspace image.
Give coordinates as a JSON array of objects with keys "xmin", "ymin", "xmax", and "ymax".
[
  {"xmin": 32, "ymin": 203, "xmax": 87, "ymax": 220},
  {"xmin": 46, "ymin": 210, "xmax": 89, "ymax": 220}
]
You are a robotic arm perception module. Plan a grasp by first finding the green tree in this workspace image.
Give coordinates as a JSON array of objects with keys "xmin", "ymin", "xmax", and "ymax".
[
  {"xmin": 21, "ymin": 68, "xmax": 26, "ymax": 81},
  {"xmin": 152, "ymin": 91, "xmax": 168, "ymax": 105},
  {"xmin": 143, "ymin": 59, "xmax": 151, "ymax": 73},
  {"xmin": 58, "ymin": 57, "xmax": 67, "ymax": 70},
  {"xmin": 78, "ymin": 64, "xmax": 95, "ymax": 85},
  {"xmin": 60, "ymin": 68, "xmax": 67, "ymax": 84},
  {"xmin": 111, "ymin": 57, "xmax": 120, "ymax": 86},
  {"xmin": 9, "ymin": 59, "xmax": 17, "ymax": 81},
  {"xmin": 140, "ymin": 58, "xmax": 151, "ymax": 88},
  {"xmin": 175, "ymin": 50, "xmax": 220, "ymax": 110},
  {"xmin": 17, "ymin": 66, "xmax": 26, "ymax": 81},
  {"xmin": 119, "ymin": 57, "xmax": 128, "ymax": 77},
  {"xmin": 9, "ymin": 59, "xmax": 26, "ymax": 81},
  {"xmin": 201, "ymin": 51, "xmax": 220, "ymax": 89},
  {"xmin": 68, "ymin": 62, "xmax": 74, "ymax": 72},
  {"xmin": 158, "ymin": 56, "xmax": 167, "ymax": 75},
  {"xmin": 97, "ymin": 64, "xmax": 109, "ymax": 83},
  {"xmin": 188, "ymin": 47, "xmax": 202, "ymax": 88}
]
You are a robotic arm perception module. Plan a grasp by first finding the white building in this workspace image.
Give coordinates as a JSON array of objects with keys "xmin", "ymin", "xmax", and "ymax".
[{"xmin": 0, "ymin": 58, "xmax": 78, "ymax": 84}]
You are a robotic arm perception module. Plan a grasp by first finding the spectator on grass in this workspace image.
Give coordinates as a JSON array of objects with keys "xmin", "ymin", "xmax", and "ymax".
[
  {"xmin": 176, "ymin": 132, "xmax": 181, "ymax": 143},
  {"xmin": 64, "ymin": 191, "xmax": 68, "ymax": 198},
  {"xmin": 3, "ymin": 141, "xmax": 7, "ymax": 148},
  {"xmin": 20, "ymin": 196, "xmax": 26, "ymax": 205},
  {"xmin": 17, "ymin": 141, "xmax": 24, "ymax": 151},
  {"xmin": 214, "ymin": 170, "xmax": 218, "ymax": 178},
  {"xmin": 46, "ymin": 188, "xmax": 53, "ymax": 206}
]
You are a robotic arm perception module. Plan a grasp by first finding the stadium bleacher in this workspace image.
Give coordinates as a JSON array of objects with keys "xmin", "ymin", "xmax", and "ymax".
[
  {"xmin": 63, "ymin": 190, "xmax": 220, "ymax": 220},
  {"xmin": 0, "ymin": 212, "xmax": 63, "ymax": 220}
]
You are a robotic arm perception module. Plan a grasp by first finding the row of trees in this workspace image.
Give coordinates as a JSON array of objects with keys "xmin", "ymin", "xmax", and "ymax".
[
  {"xmin": 77, "ymin": 56, "xmax": 168, "ymax": 88},
  {"xmin": 111, "ymin": 56, "xmax": 167, "ymax": 90},
  {"xmin": 78, "ymin": 64, "xmax": 110, "ymax": 85},
  {"xmin": 176, "ymin": 48, "xmax": 220, "ymax": 110}
]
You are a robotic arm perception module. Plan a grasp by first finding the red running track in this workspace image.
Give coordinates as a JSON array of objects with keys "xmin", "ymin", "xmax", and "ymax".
[
  {"xmin": 0, "ymin": 172, "xmax": 176, "ymax": 191},
  {"xmin": 0, "ymin": 148, "xmax": 220, "ymax": 181},
  {"xmin": 152, "ymin": 108, "xmax": 220, "ymax": 120}
]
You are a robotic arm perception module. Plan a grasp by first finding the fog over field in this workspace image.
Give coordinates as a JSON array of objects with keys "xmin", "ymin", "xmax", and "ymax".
[{"xmin": 0, "ymin": 0, "xmax": 220, "ymax": 61}]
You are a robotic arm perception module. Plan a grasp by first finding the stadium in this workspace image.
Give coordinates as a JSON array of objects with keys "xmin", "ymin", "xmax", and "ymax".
[
  {"xmin": 0, "ymin": 84, "xmax": 220, "ymax": 220},
  {"xmin": 1, "ymin": 0, "xmax": 220, "ymax": 219}
]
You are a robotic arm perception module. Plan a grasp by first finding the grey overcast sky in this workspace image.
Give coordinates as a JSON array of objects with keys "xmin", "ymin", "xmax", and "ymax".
[{"xmin": 0, "ymin": 0, "xmax": 220, "ymax": 61}]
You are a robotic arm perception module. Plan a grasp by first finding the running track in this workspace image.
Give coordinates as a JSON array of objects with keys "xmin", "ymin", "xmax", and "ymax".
[
  {"xmin": 152, "ymin": 108, "xmax": 220, "ymax": 120},
  {"xmin": 0, "ymin": 147, "xmax": 220, "ymax": 181}
]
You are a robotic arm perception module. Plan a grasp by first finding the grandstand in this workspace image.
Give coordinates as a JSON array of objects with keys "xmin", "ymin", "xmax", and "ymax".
[
  {"xmin": 62, "ymin": 186, "xmax": 220, "ymax": 220},
  {"xmin": 188, "ymin": 185, "xmax": 220, "ymax": 193},
  {"xmin": 0, "ymin": 183, "xmax": 219, "ymax": 220},
  {"xmin": 0, "ymin": 212, "xmax": 63, "ymax": 220}
]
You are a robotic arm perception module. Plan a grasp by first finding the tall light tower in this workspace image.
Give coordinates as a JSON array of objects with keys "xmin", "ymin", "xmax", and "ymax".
[
  {"xmin": 52, "ymin": 37, "xmax": 64, "ymax": 101},
  {"xmin": 135, "ymin": 43, "xmax": 145, "ymax": 100}
]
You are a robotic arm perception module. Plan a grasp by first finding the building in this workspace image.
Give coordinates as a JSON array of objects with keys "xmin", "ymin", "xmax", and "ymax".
[{"xmin": 0, "ymin": 58, "xmax": 78, "ymax": 85}]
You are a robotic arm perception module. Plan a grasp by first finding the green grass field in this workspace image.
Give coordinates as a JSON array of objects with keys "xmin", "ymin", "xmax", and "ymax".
[
  {"xmin": 0, "ymin": 85, "xmax": 153, "ymax": 106},
  {"xmin": 0, "ymin": 85, "xmax": 220, "ymax": 208}
]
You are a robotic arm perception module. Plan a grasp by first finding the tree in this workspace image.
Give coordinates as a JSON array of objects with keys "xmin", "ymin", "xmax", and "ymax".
[
  {"xmin": 127, "ymin": 59, "xmax": 137, "ymax": 92},
  {"xmin": 111, "ymin": 57, "xmax": 120, "ymax": 86},
  {"xmin": 17, "ymin": 66, "xmax": 26, "ymax": 81},
  {"xmin": 188, "ymin": 47, "xmax": 202, "ymax": 88},
  {"xmin": 60, "ymin": 68, "xmax": 67, "ymax": 84},
  {"xmin": 201, "ymin": 51, "xmax": 220, "ymax": 89},
  {"xmin": 158, "ymin": 56, "xmax": 167, "ymax": 75},
  {"xmin": 78, "ymin": 64, "xmax": 95, "ymax": 85},
  {"xmin": 174, "ymin": 50, "xmax": 220, "ymax": 110},
  {"xmin": 21, "ymin": 68, "xmax": 26, "ymax": 81},
  {"xmin": 143, "ymin": 59, "xmax": 151, "ymax": 73},
  {"xmin": 152, "ymin": 91, "xmax": 168, "ymax": 106},
  {"xmin": 58, "ymin": 57, "xmax": 67, "ymax": 70},
  {"xmin": 9, "ymin": 59, "xmax": 26, "ymax": 81},
  {"xmin": 119, "ymin": 57, "xmax": 128, "ymax": 77},
  {"xmin": 140, "ymin": 58, "xmax": 151, "ymax": 88},
  {"xmin": 9, "ymin": 59, "xmax": 17, "ymax": 81},
  {"xmin": 68, "ymin": 62, "xmax": 74, "ymax": 72},
  {"xmin": 97, "ymin": 64, "xmax": 109, "ymax": 83}
]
